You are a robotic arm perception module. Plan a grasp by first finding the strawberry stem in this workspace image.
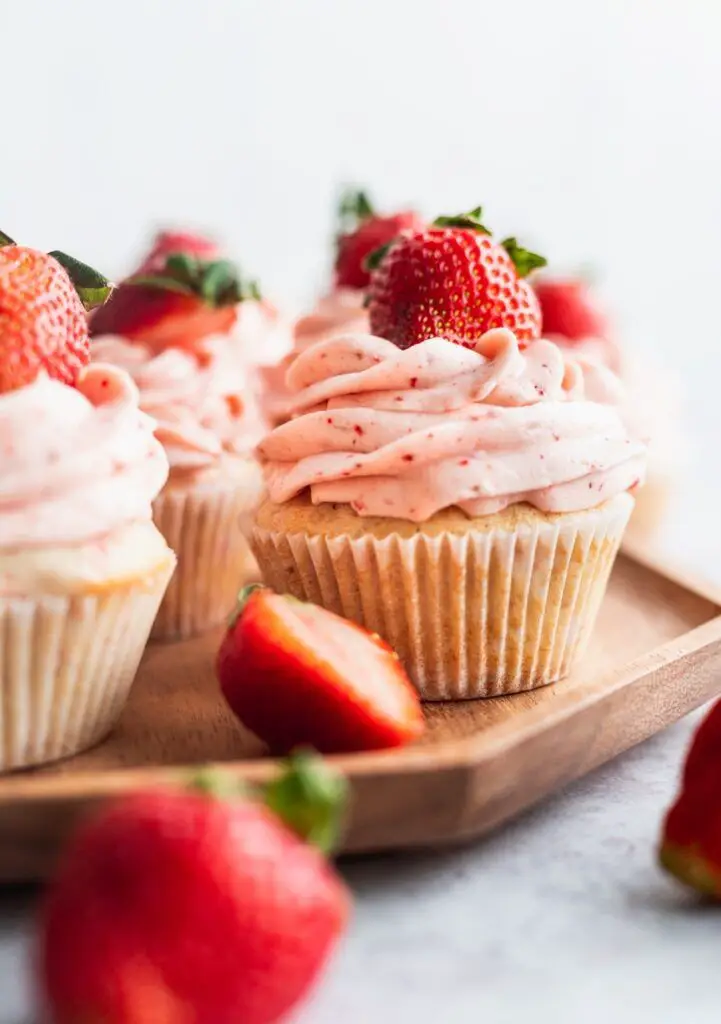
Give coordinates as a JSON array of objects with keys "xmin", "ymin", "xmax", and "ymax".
[
  {"xmin": 49, "ymin": 252, "xmax": 113, "ymax": 311},
  {"xmin": 433, "ymin": 206, "xmax": 491, "ymax": 234},
  {"xmin": 228, "ymin": 583, "xmax": 266, "ymax": 629},
  {"xmin": 0, "ymin": 230, "xmax": 16, "ymax": 247},
  {"xmin": 337, "ymin": 186, "xmax": 375, "ymax": 236},
  {"xmin": 264, "ymin": 751, "xmax": 348, "ymax": 855},
  {"xmin": 500, "ymin": 237, "xmax": 547, "ymax": 278}
]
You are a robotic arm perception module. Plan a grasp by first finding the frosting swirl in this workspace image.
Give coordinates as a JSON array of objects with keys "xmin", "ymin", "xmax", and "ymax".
[
  {"xmin": 293, "ymin": 289, "xmax": 370, "ymax": 352},
  {"xmin": 92, "ymin": 336, "xmax": 265, "ymax": 471},
  {"xmin": 0, "ymin": 364, "xmax": 169, "ymax": 549},
  {"xmin": 258, "ymin": 330, "xmax": 647, "ymax": 522}
]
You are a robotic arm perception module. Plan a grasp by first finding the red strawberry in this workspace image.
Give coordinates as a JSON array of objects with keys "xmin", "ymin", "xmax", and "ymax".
[
  {"xmin": 533, "ymin": 276, "xmax": 609, "ymax": 341},
  {"xmin": 218, "ymin": 585, "xmax": 425, "ymax": 754},
  {"xmin": 659, "ymin": 699, "xmax": 721, "ymax": 898},
  {"xmin": 334, "ymin": 188, "xmax": 423, "ymax": 290},
  {"xmin": 90, "ymin": 252, "xmax": 260, "ymax": 354},
  {"xmin": 39, "ymin": 754, "xmax": 350, "ymax": 1024},
  {"xmin": 367, "ymin": 207, "xmax": 546, "ymax": 349},
  {"xmin": 137, "ymin": 229, "xmax": 221, "ymax": 274},
  {"xmin": 0, "ymin": 231, "xmax": 110, "ymax": 393}
]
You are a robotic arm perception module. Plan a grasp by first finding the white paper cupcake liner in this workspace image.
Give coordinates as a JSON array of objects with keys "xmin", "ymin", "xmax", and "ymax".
[
  {"xmin": 151, "ymin": 478, "xmax": 261, "ymax": 641},
  {"xmin": 252, "ymin": 496, "xmax": 632, "ymax": 700},
  {"xmin": 0, "ymin": 562, "xmax": 174, "ymax": 771}
]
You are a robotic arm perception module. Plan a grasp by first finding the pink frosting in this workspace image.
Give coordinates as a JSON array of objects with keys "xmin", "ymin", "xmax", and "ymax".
[
  {"xmin": 294, "ymin": 289, "xmax": 370, "ymax": 352},
  {"xmin": 258, "ymin": 330, "xmax": 647, "ymax": 522},
  {"xmin": 92, "ymin": 336, "xmax": 265, "ymax": 471},
  {"xmin": 0, "ymin": 365, "xmax": 169, "ymax": 549}
]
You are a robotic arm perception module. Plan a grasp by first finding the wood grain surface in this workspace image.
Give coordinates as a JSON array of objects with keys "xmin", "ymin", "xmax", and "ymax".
[{"xmin": 0, "ymin": 548, "xmax": 719, "ymax": 881}]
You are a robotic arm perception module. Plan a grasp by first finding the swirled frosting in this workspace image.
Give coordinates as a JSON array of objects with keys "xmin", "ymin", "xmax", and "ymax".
[
  {"xmin": 0, "ymin": 364, "xmax": 169, "ymax": 549},
  {"xmin": 92, "ymin": 336, "xmax": 265, "ymax": 471},
  {"xmin": 258, "ymin": 329, "xmax": 647, "ymax": 522},
  {"xmin": 294, "ymin": 289, "xmax": 370, "ymax": 352}
]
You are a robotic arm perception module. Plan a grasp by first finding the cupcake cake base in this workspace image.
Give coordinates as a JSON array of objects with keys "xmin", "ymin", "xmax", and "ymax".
[{"xmin": 252, "ymin": 493, "xmax": 633, "ymax": 700}]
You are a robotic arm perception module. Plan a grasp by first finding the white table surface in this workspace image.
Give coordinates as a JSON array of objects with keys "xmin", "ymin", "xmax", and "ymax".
[{"xmin": 3, "ymin": 483, "xmax": 721, "ymax": 1024}]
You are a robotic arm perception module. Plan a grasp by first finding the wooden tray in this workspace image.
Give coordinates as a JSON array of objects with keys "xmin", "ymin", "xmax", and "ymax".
[{"xmin": 0, "ymin": 545, "xmax": 720, "ymax": 882}]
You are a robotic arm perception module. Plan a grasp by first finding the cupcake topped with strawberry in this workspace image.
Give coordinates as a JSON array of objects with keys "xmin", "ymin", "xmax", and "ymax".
[
  {"xmin": 0, "ymin": 230, "xmax": 175, "ymax": 767},
  {"xmin": 252, "ymin": 205, "xmax": 646, "ymax": 701}
]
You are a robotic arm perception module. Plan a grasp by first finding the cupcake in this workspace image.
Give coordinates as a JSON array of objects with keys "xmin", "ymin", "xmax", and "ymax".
[
  {"xmin": 252, "ymin": 209, "xmax": 646, "ymax": 700},
  {"xmin": 534, "ymin": 275, "xmax": 679, "ymax": 533},
  {"xmin": 0, "ymin": 236, "xmax": 174, "ymax": 768},
  {"xmin": 91, "ymin": 234, "xmax": 268, "ymax": 639},
  {"xmin": 266, "ymin": 189, "xmax": 424, "ymax": 424}
]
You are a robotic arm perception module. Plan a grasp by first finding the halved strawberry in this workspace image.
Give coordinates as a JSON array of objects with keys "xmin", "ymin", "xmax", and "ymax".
[
  {"xmin": 217, "ymin": 585, "xmax": 425, "ymax": 754},
  {"xmin": 90, "ymin": 252, "xmax": 260, "ymax": 353},
  {"xmin": 367, "ymin": 206, "xmax": 546, "ymax": 349},
  {"xmin": 334, "ymin": 188, "xmax": 424, "ymax": 290}
]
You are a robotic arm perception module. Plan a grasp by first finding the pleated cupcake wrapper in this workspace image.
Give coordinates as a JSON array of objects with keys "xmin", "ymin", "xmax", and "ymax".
[
  {"xmin": 0, "ymin": 563, "xmax": 174, "ymax": 771},
  {"xmin": 252, "ymin": 499, "xmax": 632, "ymax": 700},
  {"xmin": 152, "ymin": 483, "xmax": 260, "ymax": 641}
]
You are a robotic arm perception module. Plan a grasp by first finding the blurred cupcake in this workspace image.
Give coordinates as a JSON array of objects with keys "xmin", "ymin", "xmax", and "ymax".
[
  {"xmin": 0, "ymin": 236, "xmax": 174, "ymax": 768},
  {"xmin": 265, "ymin": 189, "xmax": 424, "ymax": 424},
  {"xmin": 534, "ymin": 276, "xmax": 679, "ymax": 533},
  {"xmin": 252, "ymin": 210, "xmax": 645, "ymax": 700},
  {"xmin": 91, "ymin": 236, "xmax": 267, "ymax": 639}
]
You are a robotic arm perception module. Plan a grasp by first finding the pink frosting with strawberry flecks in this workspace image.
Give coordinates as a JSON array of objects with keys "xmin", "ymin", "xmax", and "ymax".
[
  {"xmin": 92, "ymin": 335, "xmax": 266, "ymax": 471},
  {"xmin": 258, "ymin": 329, "xmax": 647, "ymax": 522},
  {"xmin": 0, "ymin": 364, "xmax": 169, "ymax": 549}
]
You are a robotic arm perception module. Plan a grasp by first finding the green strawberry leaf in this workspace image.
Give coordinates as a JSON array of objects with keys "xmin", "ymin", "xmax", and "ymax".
[
  {"xmin": 0, "ymin": 230, "xmax": 16, "ymax": 247},
  {"xmin": 364, "ymin": 240, "xmax": 394, "ymax": 273},
  {"xmin": 433, "ymin": 206, "xmax": 491, "ymax": 234},
  {"xmin": 337, "ymin": 186, "xmax": 375, "ymax": 237},
  {"xmin": 264, "ymin": 750, "xmax": 348, "ymax": 855},
  {"xmin": 501, "ymin": 237, "xmax": 548, "ymax": 278},
  {"xmin": 130, "ymin": 274, "xmax": 197, "ymax": 296},
  {"xmin": 48, "ymin": 251, "xmax": 113, "ymax": 311},
  {"xmin": 228, "ymin": 583, "xmax": 265, "ymax": 629},
  {"xmin": 165, "ymin": 252, "xmax": 201, "ymax": 288}
]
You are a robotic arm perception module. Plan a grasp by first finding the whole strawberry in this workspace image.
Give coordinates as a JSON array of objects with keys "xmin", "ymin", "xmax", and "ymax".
[
  {"xmin": 660, "ymin": 699, "xmax": 721, "ymax": 897},
  {"xmin": 90, "ymin": 251, "xmax": 261, "ymax": 354},
  {"xmin": 0, "ymin": 230, "xmax": 110, "ymax": 392},
  {"xmin": 533, "ymin": 276, "xmax": 609, "ymax": 342},
  {"xmin": 39, "ymin": 754, "xmax": 350, "ymax": 1024},
  {"xmin": 334, "ymin": 188, "xmax": 424, "ymax": 290},
  {"xmin": 367, "ymin": 207, "xmax": 546, "ymax": 349}
]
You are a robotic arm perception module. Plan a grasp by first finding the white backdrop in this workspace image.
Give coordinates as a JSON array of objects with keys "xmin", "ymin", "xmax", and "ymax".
[{"xmin": 5, "ymin": 0, "xmax": 721, "ymax": 567}]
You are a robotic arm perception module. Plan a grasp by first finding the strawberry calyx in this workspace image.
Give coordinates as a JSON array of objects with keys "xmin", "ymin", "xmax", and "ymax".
[
  {"xmin": 264, "ymin": 751, "xmax": 348, "ymax": 855},
  {"xmin": 132, "ymin": 252, "xmax": 261, "ymax": 307},
  {"xmin": 432, "ymin": 206, "xmax": 491, "ymax": 234},
  {"xmin": 228, "ymin": 582, "xmax": 266, "ymax": 629},
  {"xmin": 336, "ymin": 186, "xmax": 376, "ymax": 237},
  {"xmin": 500, "ymin": 237, "xmax": 547, "ymax": 279},
  {"xmin": 0, "ymin": 230, "xmax": 112, "ymax": 311},
  {"xmin": 364, "ymin": 240, "xmax": 395, "ymax": 274},
  {"xmin": 189, "ymin": 753, "xmax": 347, "ymax": 855}
]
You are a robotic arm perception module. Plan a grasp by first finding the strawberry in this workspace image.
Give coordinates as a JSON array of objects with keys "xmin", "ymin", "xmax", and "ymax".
[
  {"xmin": 90, "ymin": 251, "xmax": 260, "ymax": 354},
  {"xmin": 533, "ymin": 276, "xmax": 609, "ymax": 341},
  {"xmin": 334, "ymin": 188, "xmax": 424, "ymax": 290},
  {"xmin": 218, "ymin": 585, "xmax": 425, "ymax": 754},
  {"xmin": 0, "ymin": 230, "xmax": 110, "ymax": 393},
  {"xmin": 137, "ymin": 229, "xmax": 221, "ymax": 274},
  {"xmin": 367, "ymin": 206, "xmax": 546, "ymax": 349},
  {"xmin": 659, "ymin": 699, "xmax": 721, "ymax": 898},
  {"xmin": 39, "ymin": 753, "xmax": 350, "ymax": 1024}
]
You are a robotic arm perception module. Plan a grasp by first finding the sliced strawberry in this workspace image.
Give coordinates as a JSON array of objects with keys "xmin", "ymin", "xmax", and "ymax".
[
  {"xmin": 217, "ymin": 586, "xmax": 425, "ymax": 754},
  {"xmin": 90, "ymin": 252, "xmax": 260, "ymax": 353},
  {"xmin": 533, "ymin": 276, "xmax": 609, "ymax": 341},
  {"xmin": 367, "ymin": 206, "xmax": 546, "ymax": 349}
]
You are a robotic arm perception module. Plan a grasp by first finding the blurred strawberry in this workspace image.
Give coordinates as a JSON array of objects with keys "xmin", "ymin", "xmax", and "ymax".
[
  {"xmin": 334, "ymin": 188, "xmax": 424, "ymax": 290},
  {"xmin": 218, "ymin": 585, "xmax": 425, "ymax": 754},
  {"xmin": 367, "ymin": 207, "xmax": 546, "ymax": 349},
  {"xmin": 0, "ymin": 229, "xmax": 110, "ymax": 393},
  {"xmin": 136, "ymin": 229, "xmax": 221, "ymax": 274},
  {"xmin": 660, "ymin": 699, "xmax": 721, "ymax": 897},
  {"xmin": 39, "ymin": 753, "xmax": 350, "ymax": 1024},
  {"xmin": 90, "ymin": 251, "xmax": 261, "ymax": 354},
  {"xmin": 533, "ymin": 276, "xmax": 609, "ymax": 341}
]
